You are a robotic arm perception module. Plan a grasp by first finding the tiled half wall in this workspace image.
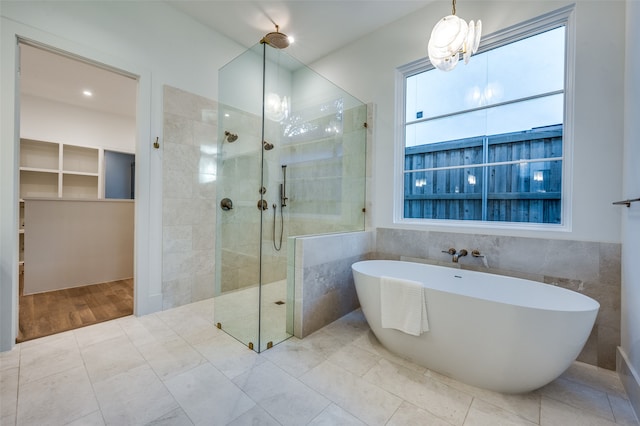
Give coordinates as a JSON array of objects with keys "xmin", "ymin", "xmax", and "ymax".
[{"xmin": 292, "ymin": 231, "xmax": 374, "ymax": 338}]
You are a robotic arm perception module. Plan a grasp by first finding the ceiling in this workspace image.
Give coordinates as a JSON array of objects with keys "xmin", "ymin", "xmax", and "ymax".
[
  {"xmin": 20, "ymin": 43, "xmax": 138, "ymax": 118},
  {"xmin": 19, "ymin": 1, "xmax": 433, "ymax": 118},
  {"xmin": 167, "ymin": 0, "xmax": 433, "ymax": 65}
]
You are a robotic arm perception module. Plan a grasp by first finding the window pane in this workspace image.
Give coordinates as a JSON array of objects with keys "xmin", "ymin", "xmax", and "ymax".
[
  {"xmin": 488, "ymin": 126, "xmax": 563, "ymax": 162},
  {"xmin": 405, "ymin": 94, "xmax": 563, "ymax": 147},
  {"xmin": 487, "ymin": 160, "xmax": 562, "ymax": 223},
  {"xmin": 404, "ymin": 166, "xmax": 484, "ymax": 220},
  {"xmin": 406, "ymin": 27, "xmax": 565, "ymax": 122}
]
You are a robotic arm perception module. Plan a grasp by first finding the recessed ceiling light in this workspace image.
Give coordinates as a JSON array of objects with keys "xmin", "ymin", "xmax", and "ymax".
[{"xmin": 83, "ymin": 90, "xmax": 93, "ymax": 97}]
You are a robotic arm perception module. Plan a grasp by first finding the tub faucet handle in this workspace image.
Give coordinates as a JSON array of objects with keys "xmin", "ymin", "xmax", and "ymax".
[
  {"xmin": 442, "ymin": 248, "xmax": 457, "ymax": 255},
  {"xmin": 458, "ymin": 249, "xmax": 468, "ymax": 257}
]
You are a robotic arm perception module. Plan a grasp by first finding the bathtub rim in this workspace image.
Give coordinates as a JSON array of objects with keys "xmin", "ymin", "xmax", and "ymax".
[{"xmin": 352, "ymin": 259, "xmax": 600, "ymax": 313}]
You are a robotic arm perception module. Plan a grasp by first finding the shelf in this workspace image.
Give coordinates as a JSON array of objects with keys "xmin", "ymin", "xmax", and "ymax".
[
  {"xmin": 62, "ymin": 174, "xmax": 99, "ymax": 199},
  {"xmin": 20, "ymin": 139, "xmax": 59, "ymax": 170},
  {"xmin": 20, "ymin": 139, "xmax": 102, "ymax": 200},
  {"xmin": 20, "ymin": 166, "xmax": 59, "ymax": 173},
  {"xmin": 62, "ymin": 170, "xmax": 100, "ymax": 177},
  {"xmin": 20, "ymin": 170, "xmax": 59, "ymax": 198},
  {"xmin": 63, "ymin": 144, "xmax": 99, "ymax": 174}
]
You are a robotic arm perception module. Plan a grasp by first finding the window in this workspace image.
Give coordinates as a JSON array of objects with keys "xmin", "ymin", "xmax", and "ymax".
[{"xmin": 397, "ymin": 7, "xmax": 573, "ymax": 227}]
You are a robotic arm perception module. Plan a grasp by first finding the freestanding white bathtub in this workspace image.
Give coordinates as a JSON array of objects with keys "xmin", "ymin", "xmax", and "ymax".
[{"xmin": 352, "ymin": 260, "xmax": 599, "ymax": 393}]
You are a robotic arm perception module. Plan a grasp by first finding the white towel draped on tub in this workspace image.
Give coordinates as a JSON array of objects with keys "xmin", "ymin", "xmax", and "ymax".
[{"xmin": 380, "ymin": 276, "xmax": 429, "ymax": 336}]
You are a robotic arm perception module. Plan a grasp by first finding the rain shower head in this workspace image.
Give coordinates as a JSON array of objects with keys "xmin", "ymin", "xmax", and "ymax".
[
  {"xmin": 261, "ymin": 25, "xmax": 290, "ymax": 49},
  {"xmin": 224, "ymin": 131, "xmax": 238, "ymax": 143}
]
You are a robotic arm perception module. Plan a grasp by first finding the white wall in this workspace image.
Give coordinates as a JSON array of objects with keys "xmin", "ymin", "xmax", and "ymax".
[
  {"xmin": 21, "ymin": 95, "xmax": 135, "ymax": 152},
  {"xmin": 621, "ymin": 0, "xmax": 640, "ymax": 413},
  {"xmin": 0, "ymin": 1, "xmax": 245, "ymax": 351},
  {"xmin": 311, "ymin": 0, "xmax": 625, "ymax": 244}
]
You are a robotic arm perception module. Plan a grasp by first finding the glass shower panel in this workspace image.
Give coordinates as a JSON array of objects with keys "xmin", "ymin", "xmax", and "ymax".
[
  {"xmin": 259, "ymin": 45, "xmax": 296, "ymax": 351},
  {"xmin": 216, "ymin": 40, "xmax": 367, "ymax": 353},
  {"xmin": 215, "ymin": 44, "xmax": 264, "ymax": 349},
  {"xmin": 281, "ymin": 62, "xmax": 367, "ymax": 236}
]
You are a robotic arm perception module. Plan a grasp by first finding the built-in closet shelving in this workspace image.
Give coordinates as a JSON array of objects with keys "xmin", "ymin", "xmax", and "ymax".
[
  {"xmin": 18, "ymin": 138, "xmax": 103, "ymax": 271},
  {"xmin": 19, "ymin": 138, "xmax": 102, "ymax": 199}
]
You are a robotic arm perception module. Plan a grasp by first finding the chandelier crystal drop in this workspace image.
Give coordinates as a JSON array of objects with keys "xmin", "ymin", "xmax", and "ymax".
[{"xmin": 428, "ymin": 0, "xmax": 481, "ymax": 72}]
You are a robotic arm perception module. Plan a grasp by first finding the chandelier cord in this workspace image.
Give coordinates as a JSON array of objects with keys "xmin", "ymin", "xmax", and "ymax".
[{"xmin": 452, "ymin": 0, "xmax": 456, "ymax": 15}]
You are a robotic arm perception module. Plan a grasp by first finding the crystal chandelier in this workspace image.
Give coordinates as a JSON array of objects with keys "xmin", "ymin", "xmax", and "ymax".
[{"xmin": 428, "ymin": 0, "xmax": 482, "ymax": 71}]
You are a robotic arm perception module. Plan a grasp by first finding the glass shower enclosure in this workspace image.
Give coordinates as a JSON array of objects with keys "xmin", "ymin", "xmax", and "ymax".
[{"xmin": 215, "ymin": 40, "xmax": 367, "ymax": 352}]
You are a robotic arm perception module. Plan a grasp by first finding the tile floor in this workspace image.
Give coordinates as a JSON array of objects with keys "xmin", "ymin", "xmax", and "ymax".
[{"xmin": 1, "ymin": 298, "xmax": 638, "ymax": 426}]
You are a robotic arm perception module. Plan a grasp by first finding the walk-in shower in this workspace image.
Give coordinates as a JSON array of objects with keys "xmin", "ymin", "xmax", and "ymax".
[{"xmin": 215, "ymin": 29, "xmax": 367, "ymax": 352}]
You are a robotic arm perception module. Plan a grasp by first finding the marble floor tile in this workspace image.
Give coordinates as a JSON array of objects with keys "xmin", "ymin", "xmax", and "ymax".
[
  {"xmin": 321, "ymin": 308, "xmax": 370, "ymax": 342},
  {"xmin": 136, "ymin": 335, "xmax": 207, "ymax": 381},
  {"xmin": 0, "ymin": 345, "xmax": 20, "ymax": 371},
  {"xmin": 192, "ymin": 331, "xmax": 264, "ymax": 379},
  {"xmin": 1, "ymin": 410, "xmax": 16, "ymax": 426},
  {"xmin": 145, "ymin": 407, "xmax": 194, "ymax": 426},
  {"xmin": 354, "ymin": 330, "xmax": 428, "ymax": 374},
  {"xmin": 364, "ymin": 358, "xmax": 473, "ymax": 426},
  {"xmin": 232, "ymin": 360, "xmax": 330, "ymax": 425},
  {"xmin": 608, "ymin": 393, "xmax": 640, "ymax": 426},
  {"xmin": 301, "ymin": 360, "xmax": 402, "ymax": 426},
  {"xmin": 259, "ymin": 337, "xmax": 326, "ymax": 378},
  {"xmin": 308, "ymin": 403, "xmax": 367, "ymax": 425},
  {"xmin": 226, "ymin": 405, "xmax": 281, "ymax": 426},
  {"xmin": 74, "ymin": 320, "xmax": 126, "ymax": 349},
  {"xmin": 18, "ymin": 332, "xmax": 83, "ymax": 385},
  {"xmin": 66, "ymin": 411, "xmax": 105, "ymax": 426},
  {"xmin": 540, "ymin": 396, "xmax": 617, "ymax": 426},
  {"xmin": 426, "ymin": 369, "xmax": 542, "ymax": 424},
  {"xmin": 464, "ymin": 398, "xmax": 538, "ymax": 426},
  {"xmin": 540, "ymin": 377, "xmax": 616, "ymax": 421},
  {"xmin": 92, "ymin": 364, "xmax": 179, "ymax": 426},
  {"xmin": 1, "ymin": 366, "xmax": 19, "ymax": 423},
  {"xmin": 156, "ymin": 305, "xmax": 217, "ymax": 342},
  {"xmin": 118, "ymin": 314, "xmax": 178, "ymax": 347},
  {"xmin": 80, "ymin": 334, "xmax": 147, "ymax": 383},
  {"xmin": 561, "ymin": 362, "xmax": 628, "ymax": 399},
  {"xmin": 386, "ymin": 401, "xmax": 452, "ymax": 426},
  {"xmin": 327, "ymin": 344, "xmax": 380, "ymax": 377},
  {"xmin": 299, "ymin": 328, "xmax": 354, "ymax": 359},
  {"xmin": 17, "ymin": 365, "xmax": 99, "ymax": 426},
  {"xmin": 164, "ymin": 363, "xmax": 255, "ymax": 425}
]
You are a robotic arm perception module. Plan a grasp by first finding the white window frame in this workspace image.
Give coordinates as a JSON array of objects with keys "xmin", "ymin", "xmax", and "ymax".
[{"xmin": 394, "ymin": 5, "xmax": 576, "ymax": 231}]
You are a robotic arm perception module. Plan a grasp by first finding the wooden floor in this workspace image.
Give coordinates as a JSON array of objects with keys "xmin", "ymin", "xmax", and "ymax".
[{"xmin": 17, "ymin": 276, "xmax": 134, "ymax": 343}]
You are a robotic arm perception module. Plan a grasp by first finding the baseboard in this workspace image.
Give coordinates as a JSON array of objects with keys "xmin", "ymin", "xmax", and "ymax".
[{"xmin": 617, "ymin": 346, "xmax": 640, "ymax": 422}]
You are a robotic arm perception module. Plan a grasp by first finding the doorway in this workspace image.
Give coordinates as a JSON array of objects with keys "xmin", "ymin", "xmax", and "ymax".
[{"xmin": 16, "ymin": 41, "xmax": 138, "ymax": 342}]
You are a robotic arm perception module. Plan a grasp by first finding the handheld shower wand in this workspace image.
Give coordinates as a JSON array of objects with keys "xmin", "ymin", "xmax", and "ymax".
[
  {"xmin": 272, "ymin": 165, "xmax": 288, "ymax": 251},
  {"xmin": 280, "ymin": 165, "xmax": 287, "ymax": 207}
]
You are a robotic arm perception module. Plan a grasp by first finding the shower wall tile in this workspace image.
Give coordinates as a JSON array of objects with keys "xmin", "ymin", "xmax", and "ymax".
[
  {"xmin": 162, "ymin": 143, "xmax": 199, "ymax": 175},
  {"xmin": 162, "ymin": 225, "xmax": 192, "ymax": 254},
  {"xmin": 294, "ymin": 231, "xmax": 374, "ymax": 338},
  {"xmin": 163, "ymin": 170, "xmax": 193, "ymax": 199},
  {"xmin": 164, "ymin": 115, "xmax": 194, "ymax": 146},
  {"xmin": 162, "ymin": 86, "xmax": 218, "ymax": 310},
  {"xmin": 164, "ymin": 86, "xmax": 217, "ymax": 124},
  {"xmin": 374, "ymin": 227, "xmax": 621, "ymax": 371}
]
